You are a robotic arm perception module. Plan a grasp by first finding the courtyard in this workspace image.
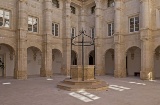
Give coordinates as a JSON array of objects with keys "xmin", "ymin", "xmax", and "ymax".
[{"xmin": 0, "ymin": 75, "xmax": 160, "ymax": 105}]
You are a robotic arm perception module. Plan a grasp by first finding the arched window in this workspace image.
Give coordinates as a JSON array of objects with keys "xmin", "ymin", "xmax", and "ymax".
[
  {"xmin": 52, "ymin": 0, "xmax": 59, "ymax": 8},
  {"xmin": 108, "ymin": 0, "xmax": 114, "ymax": 7}
]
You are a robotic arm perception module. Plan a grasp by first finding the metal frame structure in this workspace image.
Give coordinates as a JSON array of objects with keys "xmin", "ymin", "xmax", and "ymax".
[{"xmin": 70, "ymin": 29, "xmax": 95, "ymax": 81}]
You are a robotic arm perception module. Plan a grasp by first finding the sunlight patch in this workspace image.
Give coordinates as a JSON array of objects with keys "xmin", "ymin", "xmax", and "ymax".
[
  {"xmin": 2, "ymin": 82, "xmax": 11, "ymax": 85},
  {"xmin": 129, "ymin": 82, "xmax": 146, "ymax": 85},
  {"xmin": 109, "ymin": 85, "xmax": 131, "ymax": 91},
  {"xmin": 69, "ymin": 92, "xmax": 93, "ymax": 102},
  {"xmin": 46, "ymin": 78, "xmax": 53, "ymax": 81}
]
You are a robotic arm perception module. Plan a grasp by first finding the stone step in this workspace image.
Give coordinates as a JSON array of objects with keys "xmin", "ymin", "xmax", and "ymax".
[{"xmin": 57, "ymin": 80, "xmax": 108, "ymax": 91}]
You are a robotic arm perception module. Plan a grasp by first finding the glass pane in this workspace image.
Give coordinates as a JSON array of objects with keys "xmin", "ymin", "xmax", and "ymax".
[
  {"xmin": 0, "ymin": 17, "xmax": 3, "ymax": 26},
  {"xmin": 0, "ymin": 10, "xmax": 3, "ymax": 26},
  {"xmin": 55, "ymin": 24, "xmax": 58, "ymax": 36},
  {"xmin": 92, "ymin": 28, "xmax": 94, "ymax": 38},
  {"xmin": 130, "ymin": 18, "xmax": 134, "ymax": 32},
  {"xmin": 72, "ymin": 28, "xmax": 75, "ymax": 37},
  {"xmin": 135, "ymin": 17, "xmax": 139, "ymax": 31},
  {"xmin": 28, "ymin": 24, "xmax": 32, "ymax": 31},
  {"xmin": 28, "ymin": 17, "xmax": 32, "ymax": 25},
  {"xmin": 52, "ymin": 23, "xmax": 55, "ymax": 35},
  {"xmin": 108, "ymin": 24, "xmax": 111, "ymax": 36},
  {"xmin": 4, "ymin": 11, "xmax": 9, "ymax": 19},
  {"xmin": 33, "ymin": 18, "xmax": 38, "ymax": 32},
  {"xmin": 112, "ymin": 23, "xmax": 114, "ymax": 35},
  {"xmin": 4, "ymin": 18, "xmax": 9, "ymax": 27}
]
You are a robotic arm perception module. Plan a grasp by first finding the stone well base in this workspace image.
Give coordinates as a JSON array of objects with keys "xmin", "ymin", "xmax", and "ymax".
[{"xmin": 57, "ymin": 78, "xmax": 108, "ymax": 91}]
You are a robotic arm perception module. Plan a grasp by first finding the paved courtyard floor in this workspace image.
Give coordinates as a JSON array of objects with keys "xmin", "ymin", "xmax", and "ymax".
[{"xmin": 0, "ymin": 75, "xmax": 160, "ymax": 105}]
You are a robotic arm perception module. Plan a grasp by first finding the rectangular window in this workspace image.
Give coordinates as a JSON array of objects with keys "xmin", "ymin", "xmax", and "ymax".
[
  {"xmin": 71, "ymin": 6, "xmax": 76, "ymax": 14},
  {"xmin": 52, "ymin": 23, "xmax": 59, "ymax": 36},
  {"xmin": 90, "ymin": 27, "xmax": 95, "ymax": 38},
  {"xmin": 108, "ymin": 23, "xmax": 114, "ymax": 36},
  {"xmin": 129, "ymin": 16, "xmax": 139, "ymax": 32},
  {"xmin": 0, "ymin": 9, "xmax": 10, "ymax": 28},
  {"xmin": 71, "ymin": 27, "xmax": 76, "ymax": 37},
  {"xmin": 28, "ymin": 16, "xmax": 38, "ymax": 32}
]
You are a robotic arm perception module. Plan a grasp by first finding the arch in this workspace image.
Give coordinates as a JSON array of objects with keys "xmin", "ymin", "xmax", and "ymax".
[
  {"xmin": 105, "ymin": 49, "xmax": 114, "ymax": 75},
  {"xmin": 27, "ymin": 44, "xmax": 42, "ymax": 53},
  {"xmin": 0, "ymin": 43, "xmax": 15, "ymax": 78},
  {"xmin": 89, "ymin": 50, "xmax": 95, "ymax": 65},
  {"xmin": 126, "ymin": 46, "xmax": 141, "ymax": 77},
  {"xmin": 52, "ymin": 49, "xmax": 62, "ymax": 74},
  {"xmin": 154, "ymin": 46, "xmax": 160, "ymax": 79},
  {"xmin": 27, "ymin": 46, "xmax": 42, "ymax": 77},
  {"xmin": 71, "ymin": 50, "xmax": 77, "ymax": 65}
]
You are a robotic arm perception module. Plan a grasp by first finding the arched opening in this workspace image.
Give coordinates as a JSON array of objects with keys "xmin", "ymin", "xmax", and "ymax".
[
  {"xmin": 89, "ymin": 50, "xmax": 95, "ymax": 65},
  {"xmin": 0, "ymin": 44, "xmax": 15, "ymax": 78},
  {"xmin": 52, "ymin": 49, "xmax": 62, "ymax": 74},
  {"xmin": 27, "ymin": 46, "xmax": 41, "ymax": 77},
  {"xmin": 71, "ymin": 50, "xmax": 77, "ymax": 65},
  {"xmin": 126, "ymin": 46, "xmax": 141, "ymax": 77},
  {"xmin": 105, "ymin": 49, "xmax": 114, "ymax": 75},
  {"xmin": 154, "ymin": 46, "xmax": 160, "ymax": 79}
]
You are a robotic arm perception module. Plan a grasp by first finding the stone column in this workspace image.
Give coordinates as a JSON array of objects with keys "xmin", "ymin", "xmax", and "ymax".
[
  {"xmin": 14, "ymin": 0, "xmax": 28, "ymax": 79},
  {"xmin": 62, "ymin": 0, "xmax": 71, "ymax": 76},
  {"xmin": 94, "ymin": 0, "xmax": 104, "ymax": 75},
  {"xmin": 114, "ymin": 0, "xmax": 126, "ymax": 77},
  {"xmin": 40, "ymin": 0, "xmax": 52, "ymax": 77},
  {"xmin": 140, "ymin": 0, "xmax": 154, "ymax": 80}
]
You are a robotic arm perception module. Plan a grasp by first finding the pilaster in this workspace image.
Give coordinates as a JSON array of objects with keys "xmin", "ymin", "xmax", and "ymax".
[
  {"xmin": 62, "ymin": 0, "xmax": 71, "ymax": 76},
  {"xmin": 140, "ymin": 0, "xmax": 154, "ymax": 80},
  {"xmin": 41, "ymin": 0, "xmax": 53, "ymax": 77},
  {"xmin": 113, "ymin": 0, "xmax": 126, "ymax": 78},
  {"xmin": 14, "ymin": 0, "xmax": 28, "ymax": 79},
  {"xmin": 94, "ymin": 0, "xmax": 104, "ymax": 75}
]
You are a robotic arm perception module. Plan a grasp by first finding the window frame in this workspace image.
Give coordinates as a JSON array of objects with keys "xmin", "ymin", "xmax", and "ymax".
[
  {"xmin": 129, "ymin": 16, "xmax": 139, "ymax": 33},
  {"xmin": 0, "ymin": 9, "xmax": 10, "ymax": 28},
  {"xmin": 108, "ymin": 22, "xmax": 114, "ymax": 37},
  {"xmin": 52, "ymin": 22, "xmax": 60, "ymax": 37},
  {"xmin": 28, "ymin": 16, "xmax": 38, "ymax": 33}
]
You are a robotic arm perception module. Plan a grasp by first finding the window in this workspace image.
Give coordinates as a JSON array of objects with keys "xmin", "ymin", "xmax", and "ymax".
[
  {"xmin": 52, "ymin": 23, "xmax": 59, "ymax": 36},
  {"xmin": 129, "ymin": 16, "xmax": 139, "ymax": 32},
  {"xmin": 91, "ymin": 6, "xmax": 96, "ymax": 14},
  {"xmin": 0, "ymin": 9, "xmax": 10, "ymax": 28},
  {"xmin": 108, "ymin": 23, "xmax": 114, "ymax": 36},
  {"xmin": 28, "ymin": 17, "xmax": 38, "ymax": 32},
  {"xmin": 108, "ymin": 0, "xmax": 115, "ymax": 7},
  {"xmin": 71, "ymin": 6, "xmax": 76, "ymax": 14},
  {"xmin": 52, "ymin": 0, "xmax": 59, "ymax": 8},
  {"xmin": 71, "ymin": 27, "xmax": 76, "ymax": 37},
  {"xmin": 90, "ymin": 27, "xmax": 95, "ymax": 38}
]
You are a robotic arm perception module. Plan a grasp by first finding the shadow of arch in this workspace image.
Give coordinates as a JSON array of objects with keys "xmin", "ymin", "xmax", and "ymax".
[
  {"xmin": 105, "ymin": 49, "xmax": 114, "ymax": 75},
  {"xmin": 89, "ymin": 50, "xmax": 95, "ymax": 65},
  {"xmin": 27, "ymin": 46, "xmax": 42, "ymax": 77},
  {"xmin": 71, "ymin": 50, "xmax": 77, "ymax": 65},
  {"xmin": 52, "ymin": 49, "xmax": 62, "ymax": 74},
  {"xmin": 126, "ymin": 46, "xmax": 141, "ymax": 77},
  {"xmin": 0, "ymin": 43, "xmax": 15, "ymax": 78},
  {"xmin": 154, "ymin": 46, "xmax": 160, "ymax": 79}
]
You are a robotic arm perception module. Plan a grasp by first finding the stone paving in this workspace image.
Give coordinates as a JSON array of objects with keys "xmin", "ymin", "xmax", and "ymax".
[{"xmin": 0, "ymin": 75, "xmax": 160, "ymax": 105}]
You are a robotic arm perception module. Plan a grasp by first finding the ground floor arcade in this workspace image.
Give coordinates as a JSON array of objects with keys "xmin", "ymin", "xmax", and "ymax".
[{"xmin": 0, "ymin": 43, "xmax": 160, "ymax": 80}]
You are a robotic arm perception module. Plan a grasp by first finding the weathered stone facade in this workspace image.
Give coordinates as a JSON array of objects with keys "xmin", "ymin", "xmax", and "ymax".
[{"xmin": 0, "ymin": 0, "xmax": 160, "ymax": 80}]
